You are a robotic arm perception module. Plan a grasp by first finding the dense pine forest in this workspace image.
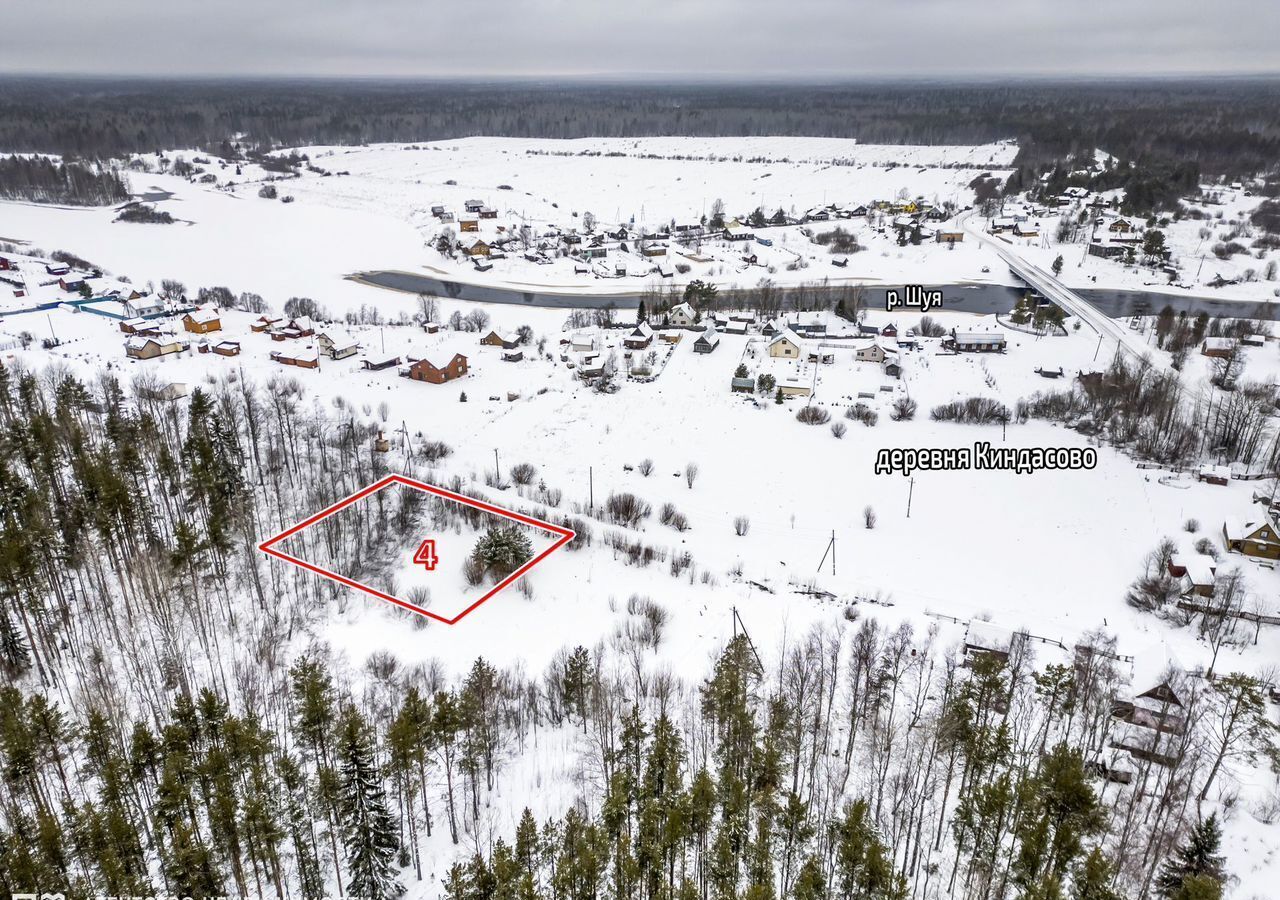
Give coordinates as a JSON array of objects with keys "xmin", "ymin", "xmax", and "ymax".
[{"xmin": 0, "ymin": 356, "xmax": 1268, "ymax": 900}]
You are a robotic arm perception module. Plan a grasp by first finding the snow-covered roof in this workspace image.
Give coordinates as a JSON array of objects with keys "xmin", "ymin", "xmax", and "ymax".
[
  {"xmin": 1202, "ymin": 337, "xmax": 1235, "ymax": 351},
  {"xmin": 1180, "ymin": 555, "xmax": 1216, "ymax": 585},
  {"xmin": 696, "ymin": 326, "xmax": 720, "ymax": 347},
  {"xmin": 185, "ymin": 306, "xmax": 220, "ymax": 324},
  {"xmin": 769, "ymin": 327, "xmax": 804, "ymax": 348},
  {"xmin": 630, "ymin": 321, "xmax": 654, "ymax": 339},
  {"xmin": 965, "ymin": 620, "xmax": 1013, "ymax": 653},
  {"xmin": 670, "ymin": 301, "xmax": 695, "ymax": 319},
  {"xmin": 318, "ymin": 327, "xmax": 358, "ymax": 349}
]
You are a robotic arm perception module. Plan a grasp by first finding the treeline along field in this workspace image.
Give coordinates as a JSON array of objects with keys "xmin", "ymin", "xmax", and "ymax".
[{"xmin": 0, "ymin": 77, "xmax": 1277, "ymax": 179}]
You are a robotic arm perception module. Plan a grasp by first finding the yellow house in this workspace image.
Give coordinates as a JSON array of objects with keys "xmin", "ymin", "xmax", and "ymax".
[{"xmin": 767, "ymin": 329, "xmax": 804, "ymax": 359}]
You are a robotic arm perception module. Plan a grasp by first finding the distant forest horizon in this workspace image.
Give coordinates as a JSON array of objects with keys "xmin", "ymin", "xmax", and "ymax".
[{"xmin": 0, "ymin": 77, "xmax": 1277, "ymax": 206}]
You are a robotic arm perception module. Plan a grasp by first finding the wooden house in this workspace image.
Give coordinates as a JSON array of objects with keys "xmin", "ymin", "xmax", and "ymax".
[
  {"xmin": 270, "ymin": 346, "xmax": 320, "ymax": 369},
  {"xmin": 182, "ymin": 307, "xmax": 222, "ymax": 334},
  {"xmin": 668, "ymin": 302, "xmax": 697, "ymax": 327},
  {"xmin": 125, "ymin": 334, "xmax": 188, "ymax": 360},
  {"xmin": 1197, "ymin": 464, "xmax": 1231, "ymax": 486},
  {"xmin": 404, "ymin": 353, "xmax": 468, "ymax": 384},
  {"xmin": 459, "ymin": 219, "xmax": 480, "ymax": 233},
  {"xmin": 316, "ymin": 328, "xmax": 359, "ymax": 359},
  {"xmin": 212, "ymin": 341, "xmax": 241, "ymax": 357},
  {"xmin": 1223, "ymin": 517, "xmax": 1280, "ymax": 560},
  {"xmin": 361, "ymin": 354, "xmax": 401, "ymax": 371},
  {"xmin": 463, "ymin": 237, "xmax": 492, "ymax": 257},
  {"xmin": 693, "ymin": 327, "xmax": 720, "ymax": 354},
  {"xmin": 1200, "ymin": 337, "xmax": 1235, "ymax": 359},
  {"xmin": 947, "ymin": 329, "xmax": 1007, "ymax": 352},
  {"xmin": 624, "ymin": 321, "xmax": 654, "ymax": 350},
  {"xmin": 767, "ymin": 329, "xmax": 804, "ymax": 359}
]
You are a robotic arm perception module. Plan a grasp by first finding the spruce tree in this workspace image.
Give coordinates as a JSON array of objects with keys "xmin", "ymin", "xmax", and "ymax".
[
  {"xmin": 336, "ymin": 707, "xmax": 402, "ymax": 900},
  {"xmin": 1156, "ymin": 815, "xmax": 1226, "ymax": 899}
]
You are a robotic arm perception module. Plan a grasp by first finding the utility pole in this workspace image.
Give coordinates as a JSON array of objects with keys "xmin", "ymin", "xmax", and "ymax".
[
  {"xmin": 494, "ymin": 448, "xmax": 500, "ymax": 481},
  {"xmin": 906, "ymin": 477, "xmax": 916, "ymax": 518},
  {"xmin": 588, "ymin": 465, "xmax": 594, "ymax": 514},
  {"xmin": 816, "ymin": 530, "xmax": 836, "ymax": 576}
]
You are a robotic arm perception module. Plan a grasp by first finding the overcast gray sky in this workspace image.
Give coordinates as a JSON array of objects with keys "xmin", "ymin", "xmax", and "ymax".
[{"xmin": 3, "ymin": 0, "xmax": 1278, "ymax": 78}]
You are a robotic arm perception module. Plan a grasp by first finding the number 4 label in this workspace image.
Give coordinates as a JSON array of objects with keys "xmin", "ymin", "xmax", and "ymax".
[{"xmin": 414, "ymin": 538, "xmax": 439, "ymax": 571}]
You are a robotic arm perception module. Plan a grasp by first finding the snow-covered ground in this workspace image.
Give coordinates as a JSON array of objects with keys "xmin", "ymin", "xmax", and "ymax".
[{"xmin": 4, "ymin": 136, "xmax": 1280, "ymax": 896}]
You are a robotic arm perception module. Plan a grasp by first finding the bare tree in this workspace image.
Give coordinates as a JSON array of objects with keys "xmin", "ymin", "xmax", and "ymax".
[{"xmin": 684, "ymin": 462, "xmax": 699, "ymax": 489}]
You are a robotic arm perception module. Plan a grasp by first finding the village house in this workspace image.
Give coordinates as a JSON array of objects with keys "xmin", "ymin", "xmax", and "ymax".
[
  {"xmin": 624, "ymin": 321, "xmax": 654, "ymax": 350},
  {"xmin": 361, "ymin": 353, "xmax": 401, "ymax": 371},
  {"xmin": 724, "ymin": 320, "xmax": 749, "ymax": 336},
  {"xmin": 1013, "ymin": 222, "xmax": 1040, "ymax": 238},
  {"xmin": 459, "ymin": 219, "xmax": 480, "ymax": 233},
  {"xmin": 1223, "ymin": 516, "xmax": 1280, "ymax": 560},
  {"xmin": 45, "ymin": 262, "xmax": 71, "ymax": 276},
  {"xmin": 947, "ymin": 329, "xmax": 1007, "ymax": 353},
  {"xmin": 316, "ymin": 328, "xmax": 360, "ymax": 360},
  {"xmin": 251, "ymin": 315, "xmax": 284, "ymax": 333},
  {"xmin": 963, "ymin": 621, "xmax": 1020, "ymax": 666},
  {"xmin": 479, "ymin": 207, "xmax": 498, "ymax": 219},
  {"xmin": 882, "ymin": 354, "xmax": 902, "ymax": 378},
  {"xmin": 270, "ymin": 346, "xmax": 320, "ymax": 369},
  {"xmin": 272, "ymin": 317, "xmax": 316, "ymax": 341},
  {"xmin": 778, "ymin": 380, "xmax": 811, "ymax": 398},
  {"xmin": 935, "ymin": 231, "xmax": 964, "ymax": 244},
  {"xmin": 767, "ymin": 329, "xmax": 804, "ymax": 360},
  {"xmin": 578, "ymin": 354, "xmax": 605, "ymax": 379},
  {"xmin": 182, "ymin": 307, "xmax": 222, "ymax": 334},
  {"xmin": 854, "ymin": 342, "xmax": 888, "ymax": 364},
  {"xmin": 693, "ymin": 327, "xmax": 720, "ymax": 354},
  {"xmin": 723, "ymin": 223, "xmax": 756, "ymax": 242},
  {"xmin": 571, "ymin": 332, "xmax": 597, "ymax": 353},
  {"xmin": 404, "ymin": 353, "xmax": 469, "ymax": 384},
  {"xmin": 1197, "ymin": 464, "xmax": 1231, "ymax": 486},
  {"xmin": 423, "ymin": 322, "xmax": 441, "ymax": 334},
  {"xmin": 502, "ymin": 349, "xmax": 523, "ymax": 362},
  {"xmin": 1179, "ymin": 556, "xmax": 1216, "ymax": 598},
  {"xmin": 125, "ymin": 334, "xmax": 188, "ymax": 360},
  {"xmin": 480, "ymin": 329, "xmax": 519, "ymax": 350},
  {"xmin": 667, "ymin": 301, "xmax": 697, "ymax": 327},
  {"xmin": 463, "ymin": 237, "xmax": 492, "ymax": 257},
  {"xmin": 464, "ymin": 199, "xmax": 484, "ymax": 213},
  {"xmin": 1110, "ymin": 645, "xmax": 1187, "ymax": 768},
  {"xmin": 212, "ymin": 340, "xmax": 241, "ymax": 357},
  {"xmin": 125, "ymin": 296, "xmax": 166, "ymax": 318},
  {"xmin": 119, "ymin": 317, "xmax": 156, "ymax": 335},
  {"xmin": 1200, "ymin": 337, "xmax": 1235, "ymax": 359}
]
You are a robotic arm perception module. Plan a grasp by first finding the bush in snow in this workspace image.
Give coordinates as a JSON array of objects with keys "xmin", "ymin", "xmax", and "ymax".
[
  {"xmin": 930, "ymin": 397, "xmax": 1011, "ymax": 425},
  {"xmin": 733, "ymin": 515, "xmax": 750, "ymax": 536},
  {"xmin": 1184, "ymin": 518, "xmax": 1200, "ymax": 533},
  {"xmin": 831, "ymin": 421, "xmax": 847, "ymax": 439},
  {"xmin": 606, "ymin": 492, "xmax": 652, "ymax": 527},
  {"xmin": 863, "ymin": 505, "xmax": 877, "ymax": 529},
  {"xmin": 891, "ymin": 397, "xmax": 918, "ymax": 421},
  {"xmin": 258, "ymin": 184, "xmax": 278, "ymax": 199},
  {"xmin": 796, "ymin": 405, "xmax": 830, "ymax": 425},
  {"xmin": 510, "ymin": 462, "xmax": 537, "ymax": 485},
  {"xmin": 638, "ymin": 458, "xmax": 654, "ymax": 477}
]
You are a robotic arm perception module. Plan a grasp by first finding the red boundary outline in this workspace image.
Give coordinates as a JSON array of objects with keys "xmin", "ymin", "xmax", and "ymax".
[{"xmin": 258, "ymin": 474, "xmax": 575, "ymax": 625}]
